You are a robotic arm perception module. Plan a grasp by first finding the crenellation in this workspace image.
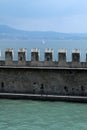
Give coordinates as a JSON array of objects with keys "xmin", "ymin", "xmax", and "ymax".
[
  {"xmin": 1, "ymin": 48, "xmax": 87, "ymax": 68},
  {"xmin": 31, "ymin": 48, "xmax": 40, "ymax": 61},
  {"xmin": 44, "ymin": 48, "xmax": 53, "ymax": 61},
  {"xmin": 18, "ymin": 48, "xmax": 26, "ymax": 65},
  {"xmin": 58, "ymin": 49, "xmax": 66, "ymax": 61},
  {"xmin": 72, "ymin": 49, "xmax": 80, "ymax": 62},
  {"xmin": 58, "ymin": 48, "xmax": 67, "ymax": 66},
  {"xmin": 5, "ymin": 48, "xmax": 14, "ymax": 65}
]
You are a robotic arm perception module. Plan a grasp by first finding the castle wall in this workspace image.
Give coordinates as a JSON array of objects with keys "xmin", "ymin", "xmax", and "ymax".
[
  {"xmin": 0, "ymin": 48, "xmax": 87, "ymax": 96},
  {"xmin": 0, "ymin": 67, "xmax": 87, "ymax": 96}
]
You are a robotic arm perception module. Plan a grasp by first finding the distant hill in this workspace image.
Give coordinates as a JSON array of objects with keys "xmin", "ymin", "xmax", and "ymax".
[{"xmin": 0, "ymin": 24, "xmax": 87, "ymax": 40}]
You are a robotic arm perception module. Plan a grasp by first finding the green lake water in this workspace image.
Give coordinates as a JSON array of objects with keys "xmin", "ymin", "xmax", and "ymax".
[{"xmin": 0, "ymin": 99, "xmax": 87, "ymax": 130}]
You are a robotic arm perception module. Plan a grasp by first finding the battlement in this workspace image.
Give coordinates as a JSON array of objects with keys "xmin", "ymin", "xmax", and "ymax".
[
  {"xmin": 31, "ymin": 48, "xmax": 40, "ymax": 61},
  {"xmin": 58, "ymin": 49, "xmax": 67, "ymax": 64},
  {"xmin": 72, "ymin": 49, "xmax": 80, "ymax": 62},
  {"xmin": 5, "ymin": 48, "xmax": 14, "ymax": 65},
  {"xmin": 45, "ymin": 48, "xmax": 53, "ymax": 61},
  {"xmin": 0, "ymin": 48, "xmax": 87, "ymax": 68}
]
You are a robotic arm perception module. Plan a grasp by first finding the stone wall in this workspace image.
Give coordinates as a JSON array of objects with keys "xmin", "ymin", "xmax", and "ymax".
[
  {"xmin": 0, "ymin": 67, "xmax": 87, "ymax": 96},
  {"xmin": 0, "ymin": 48, "xmax": 87, "ymax": 96}
]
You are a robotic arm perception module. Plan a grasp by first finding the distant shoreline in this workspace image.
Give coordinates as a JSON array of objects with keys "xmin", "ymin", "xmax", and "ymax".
[{"xmin": 0, "ymin": 25, "xmax": 87, "ymax": 40}]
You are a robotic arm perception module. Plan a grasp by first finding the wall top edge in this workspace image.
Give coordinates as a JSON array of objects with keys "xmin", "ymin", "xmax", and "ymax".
[
  {"xmin": 31, "ymin": 48, "xmax": 40, "ymax": 52},
  {"xmin": 18, "ymin": 48, "xmax": 26, "ymax": 52},
  {"xmin": 72, "ymin": 49, "xmax": 80, "ymax": 53},
  {"xmin": 45, "ymin": 48, "xmax": 53, "ymax": 53},
  {"xmin": 58, "ymin": 48, "xmax": 67, "ymax": 53},
  {"xmin": 5, "ymin": 48, "xmax": 14, "ymax": 52}
]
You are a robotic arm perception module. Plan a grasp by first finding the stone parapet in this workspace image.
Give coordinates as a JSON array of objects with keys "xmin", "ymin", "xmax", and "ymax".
[{"xmin": 0, "ymin": 48, "xmax": 86, "ymax": 68}]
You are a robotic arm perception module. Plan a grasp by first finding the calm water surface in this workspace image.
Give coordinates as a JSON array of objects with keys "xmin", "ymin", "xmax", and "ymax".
[{"xmin": 0, "ymin": 99, "xmax": 87, "ymax": 130}]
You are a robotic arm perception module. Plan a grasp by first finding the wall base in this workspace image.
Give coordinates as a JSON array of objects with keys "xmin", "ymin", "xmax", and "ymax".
[{"xmin": 0, "ymin": 93, "xmax": 87, "ymax": 103}]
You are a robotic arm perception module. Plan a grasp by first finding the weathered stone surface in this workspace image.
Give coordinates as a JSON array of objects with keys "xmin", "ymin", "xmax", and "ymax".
[
  {"xmin": 18, "ymin": 48, "xmax": 26, "ymax": 65},
  {"xmin": 0, "ymin": 68, "xmax": 86, "ymax": 96}
]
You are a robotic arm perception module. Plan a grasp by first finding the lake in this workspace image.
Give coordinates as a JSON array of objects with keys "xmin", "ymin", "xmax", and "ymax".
[{"xmin": 0, "ymin": 99, "xmax": 87, "ymax": 130}]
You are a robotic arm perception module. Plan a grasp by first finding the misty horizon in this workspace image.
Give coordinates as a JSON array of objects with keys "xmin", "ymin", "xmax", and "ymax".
[{"xmin": 0, "ymin": 0, "xmax": 87, "ymax": 33}]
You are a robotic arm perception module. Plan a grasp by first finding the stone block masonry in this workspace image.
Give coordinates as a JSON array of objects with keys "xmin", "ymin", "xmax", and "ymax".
[
  {"xmin": 0, "ymin": 67, "xmax": 87, "ymax": 96},
  {"xmin": 0, "ymin": 48, "xmax": 87, "ymax": 99}
]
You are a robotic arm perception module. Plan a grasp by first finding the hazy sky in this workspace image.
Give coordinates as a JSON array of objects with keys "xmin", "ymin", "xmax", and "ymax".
[{"xmin": 0, "ymin": 0, "xmax": 87, "ymax": 33}]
